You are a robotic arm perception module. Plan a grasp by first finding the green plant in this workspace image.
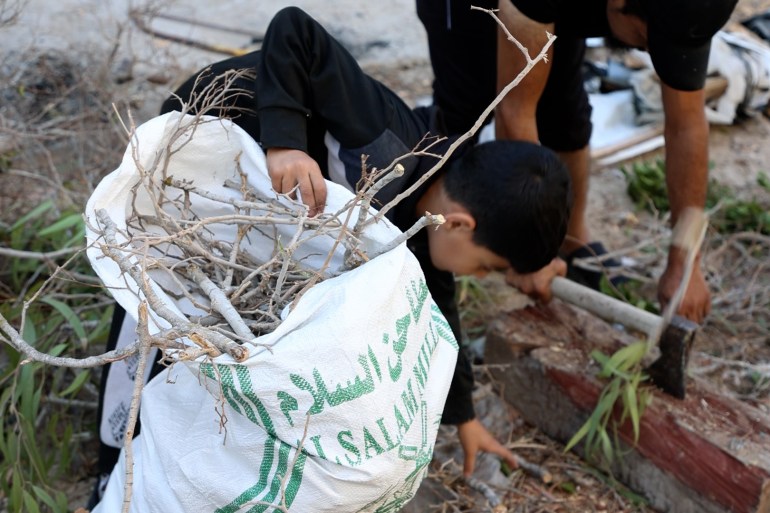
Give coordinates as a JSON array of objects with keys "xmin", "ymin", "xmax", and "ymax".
[
  {"xmin": 622, "ymin": 159, "xmax": 669, "ymax": 212},
  {"xmin": 599, "ymin": 278, "xmax": 659, "ymax": 315},
  {"xmin": 623, "ymin": 161, "xmax": 770, "ymax": 235},
  {"xmin": 1, "ymin": 202, "xmax": 113, "ymax": 513},
  {"xmin": 455, "ymin": 276, "xmax": 494, "ymax": 339},
  {"xmin": 564, "ymin": 341, "xmax": 653, "ymax": 468}
]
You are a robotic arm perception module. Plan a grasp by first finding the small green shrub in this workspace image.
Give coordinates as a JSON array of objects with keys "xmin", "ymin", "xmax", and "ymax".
[
  {"xmin": 622, "ymin": 159, "xmax": 669, "ymax": 212},
  {"xmin": 564, "ymin": 342, "xmax": 653, "ymax": 468},
  {"xmin": 1, "ymin": 202, "xmax": 113, "ymax": 513},
  {"xmin": 622, "ymin": 160, "xmax": 770, "ymax": 235}
]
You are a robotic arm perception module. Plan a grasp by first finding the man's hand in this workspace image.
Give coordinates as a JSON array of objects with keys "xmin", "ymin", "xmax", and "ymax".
[
  {"xmin": 658, "ymin": 248, "xmax": 711, "ymax": 323},
  {"xmin": 504, "ymin": 257, "xmax": 567, "ymax": 303},
  {"xmin": 457, "ymin": 418, "xmax": 518, "ymax": 477},
  {"xmin": 266, "ymin": 147, "xmax": 327, "ymax": 216}
]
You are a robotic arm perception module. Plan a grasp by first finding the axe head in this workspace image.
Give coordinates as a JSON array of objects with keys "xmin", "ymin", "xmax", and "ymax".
[{"xmin": 645, "ymin": 315, "xmax": 699, "ymax": 399}]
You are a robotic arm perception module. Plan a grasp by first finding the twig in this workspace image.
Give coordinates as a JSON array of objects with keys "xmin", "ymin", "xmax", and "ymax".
[
  {"xmin": 186, "ymin": 264, "xmax": 254, "ymax": 341},
  {"xmin": 95, "ymin": 209, "xmax": 248, "ymax": 361},
  {"xmin": 45, "ymin": 395, "xmax": 98, "ymax": 410},
  {"xmin": 464, "ymin": 475, "xmax": 504, "ymax": 512},
  {"xmin": 0, "ymin": 246, "xmax": 81, "ymax": 260},
  {"xmin": 1, "ymin": 310, "xmax": 139, "ymax": 368},
  {"xmin": 514, "ymin": 454, "xmax": 553, "ymax": 484},
  {"xmin": 121, "ymin": 302, "xmax": 153, "ymax": 513},
  {"xmin": 367, "ymin": 213, "xmax": 445, "ymax": 260}
]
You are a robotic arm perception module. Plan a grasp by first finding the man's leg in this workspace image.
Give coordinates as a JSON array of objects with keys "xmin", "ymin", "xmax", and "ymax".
[
  {"xmin": 557, "ymin": 146, "xmax": 591, "ymax": 254},
  {"xmin": 536, "ymin": 33, "xmax": 593, "ymax": 256},
  {"xmin": 416, "ymin": 0, "xmax": 498, "ymax": 135},
  {"xmin": 536, "ymin": 32, "xmax": 626, "ymax": 289}
]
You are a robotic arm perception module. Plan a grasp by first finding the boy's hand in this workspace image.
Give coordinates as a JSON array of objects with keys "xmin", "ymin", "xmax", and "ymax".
[
  {"xmin": 266, "ymin": 147, "xmax": 327, "ymax": 216},
  {"xmin": 457, "ymin": 418, "xmax": 518, "ymax": 477},
  {"xmin": 504, "ymin": 257, "xmax": 567, "ymax": 303}
]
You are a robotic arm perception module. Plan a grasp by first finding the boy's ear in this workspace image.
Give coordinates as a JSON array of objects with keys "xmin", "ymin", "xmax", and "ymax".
[{"xmin": 442, "ymin": 211, "xmax": 476, "ymax": 232}]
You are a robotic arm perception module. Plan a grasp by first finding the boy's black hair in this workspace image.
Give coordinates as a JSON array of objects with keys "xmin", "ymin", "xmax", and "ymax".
[{"xmin": 442, "ymin": 140, "xmax": 572, "ymax": 274}]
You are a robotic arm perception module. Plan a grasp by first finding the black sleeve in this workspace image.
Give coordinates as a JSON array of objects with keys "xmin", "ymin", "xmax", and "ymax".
[{"xmin": 256, "ymin": 6, "xmax": 416, "ymax": 151}]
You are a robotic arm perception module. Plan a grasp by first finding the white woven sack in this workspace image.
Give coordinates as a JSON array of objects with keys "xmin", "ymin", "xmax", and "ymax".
[{"xmin": 86, "ymin": 112, "xmax": 459, "ymax": 512}]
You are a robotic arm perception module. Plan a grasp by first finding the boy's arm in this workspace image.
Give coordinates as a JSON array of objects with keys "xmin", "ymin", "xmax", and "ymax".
[
  {"xmin": 458, "ymin": 419, "xmax": 518, "ymax": 476},
  {"xmin": 505, "ymin": 257, "xmax": 567, "ymax": 302},
  {"xmin": 257, "ymin": 7, "xmax": 409, "ymax": 213}
]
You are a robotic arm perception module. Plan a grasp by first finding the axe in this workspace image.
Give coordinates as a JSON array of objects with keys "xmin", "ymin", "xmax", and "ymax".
[
  {"xmin": 550, "ymin": 208, "xmax": 709, "ymax": 399},
  {"xmin": 550, "ymin": 276, "xmax": 697, "ymax": 398}
]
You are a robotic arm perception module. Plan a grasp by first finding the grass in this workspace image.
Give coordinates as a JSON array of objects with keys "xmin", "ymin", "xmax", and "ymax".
[
  {"xmin": 623, "ymin": 159, "xmax": 770, "ymax": 234},
  {"xmin": 0, "ymin": 201, "xmax": 113, "ymax": 512}
]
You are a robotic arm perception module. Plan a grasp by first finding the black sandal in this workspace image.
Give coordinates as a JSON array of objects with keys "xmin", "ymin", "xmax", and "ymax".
[{"xmin": 564, "ymin": 241, "xmax": 629, "ymax": 291}]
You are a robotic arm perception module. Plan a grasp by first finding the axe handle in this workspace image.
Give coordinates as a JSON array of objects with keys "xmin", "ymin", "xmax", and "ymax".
[{"xmin": 551, "ymin": 276, "xmax": 660, "ymax": 339}]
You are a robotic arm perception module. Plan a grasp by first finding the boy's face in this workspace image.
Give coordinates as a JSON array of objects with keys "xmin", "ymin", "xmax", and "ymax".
[{"xmin": 426, "ymin": 224, "xmax": 510, "ymax": 278}]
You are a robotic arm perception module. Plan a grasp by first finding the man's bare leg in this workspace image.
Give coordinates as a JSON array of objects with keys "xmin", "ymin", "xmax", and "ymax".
[{"xmin": 558, "ymin": 145, "xmax": 591, "ymax": 255}]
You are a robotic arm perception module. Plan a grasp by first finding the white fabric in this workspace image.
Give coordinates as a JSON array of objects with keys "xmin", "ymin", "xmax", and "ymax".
[
  {"xmin": 628, "ymin": 30, "xmax": 770, "ymax": 125},
  {"xmin": 86, "ymin": 112, "xmax": 458, "ymax": 512}
]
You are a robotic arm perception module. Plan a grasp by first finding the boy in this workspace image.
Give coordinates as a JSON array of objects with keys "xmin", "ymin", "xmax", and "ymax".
[{"xmin": 90, "ymin": 6, "xmax": 571, "ymax": 506}]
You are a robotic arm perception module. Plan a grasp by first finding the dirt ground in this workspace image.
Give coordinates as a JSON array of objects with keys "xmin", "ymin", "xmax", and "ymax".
[{"xmin": 2, "ymin": 0, "xmax": 770, "ymax": 512}]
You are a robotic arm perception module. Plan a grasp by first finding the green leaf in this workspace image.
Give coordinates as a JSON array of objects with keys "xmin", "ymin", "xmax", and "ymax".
[
  {"xmin": 597, "ymin": 342, "xmax": 647, "ymax": 379},
  {"xmin": 59, "ymin": 369, "xmax": 90, "ymax": 397},
  {"xmin": 758, "ymin": 171, "xmax": 770, "ymax": 192},
  {"xmin": 623, "ymin": 384, "xmax": 641, "ymax": 442},
  {"xmin": 22, "ymin": 489, "xmax": 42, "ymax": 513},
  {"xmin": 48, "ymin": 343, "xmax": 68, "ymax": 358},
  {"xmin": 10, "ymin": 473, "xmax": 23, "ymax": 512},
  {"xmin": 41, "ymin": 297, "xmax": 88, "ymax": 347},
  {"xmin": 37, "ymin": 213, "xmax": 83, "ymax": 237},
  {"xmin": 565, "ymin": 418, "xmax": 593, "ymax": 452},
  {"xmin": 31, "ymin": 486, "xmax": 58, "ymax": 511},
  {"xmin": 10, "ymin": 200, "xmax": 54, "ymax": 231},
  {"xmin": 599, "ymin": 428, "xmax": 614, "ymax": 465},
  {"xmin": 21, "ymin": 317, "xmax": 37, "ymax": 346},
  {"xmin": 591, "ymin": 349, "xmax": 610, "ymax": 367}
]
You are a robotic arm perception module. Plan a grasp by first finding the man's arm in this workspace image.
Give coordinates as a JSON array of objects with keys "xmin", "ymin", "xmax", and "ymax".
[
  {"xmin": 659, "ymin": 84, "xmax": 711, "ymax": 322},
  {"xmin": 495, "ymin": 0, "xmax": 554, "ymax": 142}
]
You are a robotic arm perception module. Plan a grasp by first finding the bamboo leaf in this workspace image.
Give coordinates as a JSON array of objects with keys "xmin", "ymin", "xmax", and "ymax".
[
  {"xmin": 22, "ymin": 489, "xmax": 42, "ymax": 513},
  {"xmin": 41, "ymin": 297, "xmax": 88, "ymax": 348},
  {"xmin": 49, "ymin": 343, "xmax": 68, "ymax": 358},
  {"xmin": 11, "ymin": 474, "xmax": 23, "ymax": 512},
  {"xmin": 565, "ymin": 419, "xmax": 593, "ymax": 452},
  {"xmin": 624, "ymin": 384, "xmax": 641, "ymax": 442},
  {"xmin": 591, "ymin": 349, "xmax": 610, "ymax": 368},
  {"xmin": 37, "ymin": 213, "xmax": 83, "ymax": 237},
  {"xmin": 31, "ymin": 486, "xmax": 57, "ymax": 511},
  {"xmin": 599, "ymin": 428, "xmax": 614, "ymax": 465},
  {"xmin": 601, "ymin": 342, "xmax": 647, "ymax": 378},
  {"xmin": 59, "ymin": 370, "xmax": 90, "ymax": 397},
  {"xmin": 11, "ymin": 200, "xmax": 54, "ymax": 231}
]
